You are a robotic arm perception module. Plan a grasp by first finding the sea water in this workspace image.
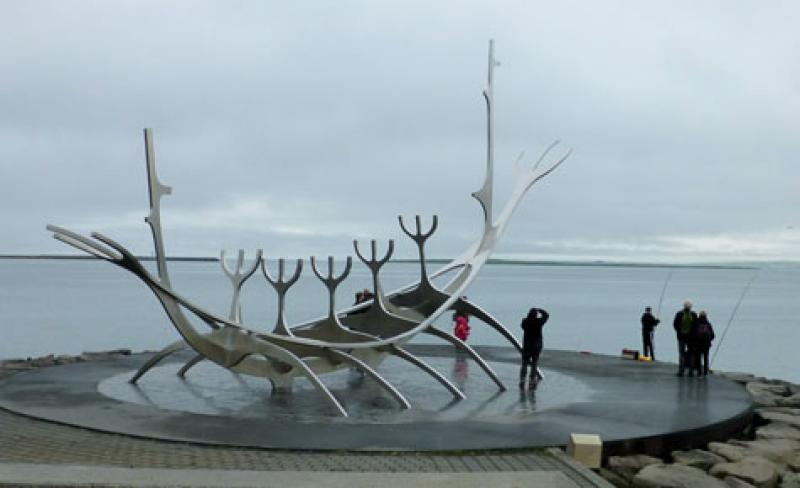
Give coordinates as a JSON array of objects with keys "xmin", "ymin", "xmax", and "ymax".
[{"xmin": 1, "ymin": 259, "xmax": 797, "ymax": 383}]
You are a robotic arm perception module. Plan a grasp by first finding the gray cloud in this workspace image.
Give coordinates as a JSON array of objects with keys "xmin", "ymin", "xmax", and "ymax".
[{"xmin": 2, "ymin": 1, "xmax": 799, "ymax": 262}]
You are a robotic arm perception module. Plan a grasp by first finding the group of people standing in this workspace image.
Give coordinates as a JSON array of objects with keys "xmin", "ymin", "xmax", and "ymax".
[{"xmin": 640, "ymin": 300, "xmax": 716, "ymax": 377}]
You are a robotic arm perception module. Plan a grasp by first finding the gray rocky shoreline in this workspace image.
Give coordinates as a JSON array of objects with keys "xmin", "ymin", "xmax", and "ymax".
[{"xmin": 600, "ymin": 372, "xmax": 800, "ymax": 488}]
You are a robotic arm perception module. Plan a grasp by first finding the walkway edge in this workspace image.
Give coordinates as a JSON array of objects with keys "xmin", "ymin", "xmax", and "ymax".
[
  {"xmin": 546, "ymin": 448, "xmax": 615, "ymax": 488},
  {"xmin": 0, "ymin": 463, "xmax": 587, "ymax": 488}
]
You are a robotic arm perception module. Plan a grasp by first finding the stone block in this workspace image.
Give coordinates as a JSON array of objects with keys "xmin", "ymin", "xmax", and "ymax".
[{"xmin": 567, "ymin": 433, "xmax": 602, "ymax": 469}]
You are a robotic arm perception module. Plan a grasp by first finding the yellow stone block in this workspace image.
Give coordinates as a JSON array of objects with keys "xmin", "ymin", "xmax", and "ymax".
[{"xmin": 567, "ymin": 433, "xmax": 602, "ymax": 468}]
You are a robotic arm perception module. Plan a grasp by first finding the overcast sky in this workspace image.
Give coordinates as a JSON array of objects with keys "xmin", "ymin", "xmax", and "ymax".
[{"xmin": 1, "ymin": 1, "xmax": 799, "ymax": 263}]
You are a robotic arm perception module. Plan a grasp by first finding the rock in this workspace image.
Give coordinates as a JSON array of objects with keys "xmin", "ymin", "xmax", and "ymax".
[
  {"xmin": 80, "ymin": 348, "xmax": 131, "ymax": 360},
  {"xmin": 710, "ymin": 442, "xmax": 750, "ymax": 462},
  {"xmin": 749, "ymin": 383, "xmax": 792, "ymax": 407},
  {"xmin": 718, "ymin": 372, "xmax": 759, "ymax": 385},
  {"xmin": 749, "ymin": 383, "xmax": 792, "ymax": 397},
  {"xmin": 781, "ymin": 473, "xmax": 800, "ymax": 488},
  {"xmin": 29, "ymin": 354, "xmax": 56, "ymax": 368},
  {"xmin": 0, "ymin": 361, "xmax": 35, "ymax": 371},
  {"xmin": 725, "ymin": 476, "xmax": 758, "ymax": 487},
  {"xmin": 758, "ymin": 408, "xmax": 800, "ymax": 416},
  {"xmin": 710, "ymin": 456, "xmax": 780, "ymax": 488},
  {"xmin": 758, "ymin": 412, "xmax": 800, "ymax": 430},
  {"xmin": 633, "ymin": 463, "xmax": 729, "ymax": 487},
  {"xmin": 672, "ymin": 449, "xmax": 727, "ymax": 471},
  {"xmin": 608, "ymin": 455, "xmax": 664, "ymax": 482},
  {"xmin": 599, "ymin": 467, "xmax": 632, "ymax": 487},
  {"xmin": 787, "ymin": 452, "xmax": 800, "ymax": 472},
  {"xmin": 756, "ymin": 423, "xmax": 800, "ymax": 442},
  {"xmin": 777, "ymin": 393, "xmax": 800, "ymax": 408},
  {"xmin": 727, "ymin": 439, "xmax": 800, "ymax": 468}
]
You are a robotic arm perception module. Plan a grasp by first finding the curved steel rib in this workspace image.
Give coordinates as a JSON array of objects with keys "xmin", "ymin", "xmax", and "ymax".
[
  {"xmin": 177, "ymin": 353, "xmax": 205, "ymax": 378},
  {"xmin": 424, "ymin": 326, "xmax": 506, "ymax": 391},
  {"xmin": 130, "ymin": 340, "xmax": 186, "ymax": 384},
  {"xmin": 454, "ymin": 297, "xmax": 522, "ymax": 353},
  {"xmin": 387, "ymin": 345, "xmax": 465, "ymax": 400},
  {"xmin": 326, "ymin": 348, "xmax": 411, "ymax": 409}
]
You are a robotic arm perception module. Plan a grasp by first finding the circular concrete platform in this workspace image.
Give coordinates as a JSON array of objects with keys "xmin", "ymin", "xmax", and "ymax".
[{"xmin": 0, "ymin": 345, "xmax": 753, "ymax": 454}]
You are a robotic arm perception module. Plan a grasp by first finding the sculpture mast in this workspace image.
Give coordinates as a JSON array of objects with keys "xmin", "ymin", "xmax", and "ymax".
[
  {"xmin": 472, "ymin": 39, "xmax": 497, "ymax": 232},
  {"xmin": 143, "ymin": 128, "xmax": 173, "ymax": 287}
]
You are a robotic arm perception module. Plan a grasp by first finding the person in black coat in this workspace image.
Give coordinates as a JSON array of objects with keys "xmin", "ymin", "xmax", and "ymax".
[
  {"xmin": 673, "ymin": 300, "xmax": 698, "ymax": 377},
  {"xmin": 640, "ymin": 306, "xmax": 660, "ymax": 360},
  {"xmin": 693, "ymin": 311, "xmax": 716, "ymax": 377},
  {"xmin": 520, "ymin": 307, "xmax": 549, "ymax": 389}
]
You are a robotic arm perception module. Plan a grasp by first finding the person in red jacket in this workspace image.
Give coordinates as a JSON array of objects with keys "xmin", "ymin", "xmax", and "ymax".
[{"xmin": 453, "ymin": 312, "xmax": 470, "ymax": 342}]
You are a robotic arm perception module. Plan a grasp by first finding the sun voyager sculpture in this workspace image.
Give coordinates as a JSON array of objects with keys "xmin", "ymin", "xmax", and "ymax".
[{"xmin": 47, "ymin": 41, "xmax": 570, "ymax": 417}]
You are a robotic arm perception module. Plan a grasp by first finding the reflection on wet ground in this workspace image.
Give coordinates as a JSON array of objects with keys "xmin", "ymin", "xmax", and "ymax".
[{"xmin": 99, "ymin": 355, "xmax": 594, "ymax": 423}]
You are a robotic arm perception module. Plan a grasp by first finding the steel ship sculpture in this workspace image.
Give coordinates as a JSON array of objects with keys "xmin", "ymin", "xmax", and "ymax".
[{"xmin": 47, "ymin": 41, "xmax": 570, "ymax": 416}]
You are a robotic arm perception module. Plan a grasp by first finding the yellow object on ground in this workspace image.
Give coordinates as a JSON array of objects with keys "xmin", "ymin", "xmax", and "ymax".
[{"xmin": 567, "ymin": 433, "xmax": 602, "ymax": 469}]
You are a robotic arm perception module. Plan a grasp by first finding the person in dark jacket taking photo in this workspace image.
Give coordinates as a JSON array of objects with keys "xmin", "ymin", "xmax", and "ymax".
[{"xmin": 520, "ymin": 307, "xmax": 549, "ymax": 390}]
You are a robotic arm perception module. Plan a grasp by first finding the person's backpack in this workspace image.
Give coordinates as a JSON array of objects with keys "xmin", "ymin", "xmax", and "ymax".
[{"xmin": 700, "ymin": 322, "xmax": 714, "ymax": 342}]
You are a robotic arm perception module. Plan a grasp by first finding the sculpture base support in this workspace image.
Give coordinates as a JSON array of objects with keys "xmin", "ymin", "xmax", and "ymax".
[{"xmin": 0, "ymin": 345, "xmax": 752, "ymax": 456}]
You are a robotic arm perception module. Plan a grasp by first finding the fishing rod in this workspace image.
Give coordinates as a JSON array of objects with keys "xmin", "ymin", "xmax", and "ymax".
[
  {"xmin": 710, "ymin": 269, "xmax": 760, "ymax": 366},
  {"xmin": 655, "ymin": 268, "xmax": 674, "ymax": 319}
]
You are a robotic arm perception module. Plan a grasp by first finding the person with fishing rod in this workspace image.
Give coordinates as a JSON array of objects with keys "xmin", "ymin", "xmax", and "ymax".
[
  {"xmin": 673, "ymin": 299, "xmax": 698, "ymax": 377},
  {"xmin": 640, "ymin": 306, "xmax": 660, "ymax": 360}
]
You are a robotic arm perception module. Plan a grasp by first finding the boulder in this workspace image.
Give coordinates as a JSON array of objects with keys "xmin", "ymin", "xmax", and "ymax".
[
  {"xmin": 748, "ymin": 383, "xmax": 792, "ymax": 407},
  {"xmin": 672, "ymin": 449, "xmax": 727, "ymax": 471},
  {"xmin": 710, "ymin": 456, "xmax": 780, "ymax": 488},
  {"xmin": 758, "ymin": 412, "xmax": 800, "ymax": 430},
  {"xmin": 608, "ymin": 455, "xmax": 663, "ymax": 482},
  {"xmin": 725, "ymin": 477, "xmax": 758, "ymax": 487},
  {"xmin": 781, "ymin": 473, "xmax": 800, "ymax": 488},
  {"xmin": 710, "ymin": 442, "xmax": 750, "ymax": 462},
  {"xmin": 756, "ymin": 423, "xmax": 800, "ymax": 442},
  {"xmin": 748, "ymin": 383, "xmax": 792, "ymax": 397},
  {"xmin": 599, "ymin": 467, "xmax": 631, "ymax": 487},
  {"xmin": 727, "ymin": 439, "xmax": 800, "ymax": 468},
  {"xmin": 777, "ymin": 394, "xmax": 800, "ymax": 408},
  {"xmin": 787, "ymin": 452, "xmax": 800, "ymax": 472},
  {"xmin": 758, "ymin": 408, "xmax": 800, "ymax": 416},
  {"xmin": 633, "ymin": 463, "xmax": 729, "ymax": 488},
  {"xmin": 718, "ymin": 372, "xmax": 759, "ymax": 385}
]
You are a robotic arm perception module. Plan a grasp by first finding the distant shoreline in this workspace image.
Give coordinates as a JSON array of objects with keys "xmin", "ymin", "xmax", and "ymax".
[
  {"xmin": 0, "ymin": 254, "xmax": 760, "ymax": 269},
  {"xmin": 0, "ymin": 255, "xmax": 217, "ymax": 262}
]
